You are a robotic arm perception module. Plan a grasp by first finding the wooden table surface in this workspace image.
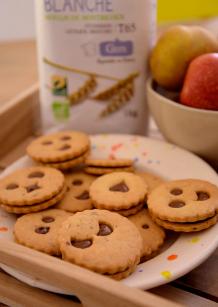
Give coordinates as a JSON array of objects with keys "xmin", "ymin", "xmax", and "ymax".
[
  {"xmin": 0, "ymin": 40, "xmax": 38, "ymax": 106},
  {"xmin": 0, "ymin": 18, "xmax": 218, "ymax": 307}
]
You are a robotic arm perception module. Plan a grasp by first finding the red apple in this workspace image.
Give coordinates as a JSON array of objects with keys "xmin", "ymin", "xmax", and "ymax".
[{"xmin": 180, "ymin": 53, "xmax": 218, "ymax": 110}]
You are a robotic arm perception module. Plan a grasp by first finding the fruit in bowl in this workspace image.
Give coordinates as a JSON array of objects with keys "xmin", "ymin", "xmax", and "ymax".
[
  {"xmin": 150, "ymin": 25, "xmax": 218, "ymax": 90},
  {"xmin": 147, "ymin": 25, "xmax": 218, "ymax": 163},
  {"xmin": 180, "ymin": 53, "xmax": 218, "ymax": 111}
]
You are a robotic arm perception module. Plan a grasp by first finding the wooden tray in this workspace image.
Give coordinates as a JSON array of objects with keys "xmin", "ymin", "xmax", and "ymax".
[{"xmin": 0, "ymin": 86, "xmax": 217, "ymax": 307}]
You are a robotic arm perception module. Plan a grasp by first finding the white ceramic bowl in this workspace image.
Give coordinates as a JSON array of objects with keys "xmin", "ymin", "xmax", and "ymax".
[{"xmin": 147, "ymin": 77, "xmax": 218, "ymax": 164}]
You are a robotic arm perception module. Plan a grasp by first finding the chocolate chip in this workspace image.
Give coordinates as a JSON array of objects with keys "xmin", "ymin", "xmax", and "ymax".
[
  {"xmin": 169, "ymin": 201, "xmax": 186, "ymax": 208},
  {"xmin": 26, "ymin": 183, "xmax": 41, "ymax": 193},
  {"xmin": 35, "ymin": 227, "xmax": 50, "ymax": 234},
  {"xmin": 6, "ymin": 183, "xmax": 19, "ymax": 190},
  {"xmin": 170, "ymin": 188, "xmax": 183, "ymax": 196},
  {"xmin": 97, "ymin": 224, "xmax": 113, "ymax": 236},
  {"xmin": 76, "ymin": 191, "xmax": 90, "ymax": 200},
  {"xmin": 42, "ymin": 141, "xmax": 53, "ymax": 145},
  {"xmin": 60, "ymin": 136, "xmax": 71, "ymax": 141},
  {"xmin": 197, "ymin": 191, "xmax": 210, "ymax": 201},
  {"xmin": 71, "ymin": 239, "xmax": 92, "ymax": 249},
  {"xmin": 72, "ymin": 179, "xmax": 83, "ymax": 186},
  {"xmin": 42, "ymin": 216, "xmax": 55, "ymax": 223},
  {"xmin": 109, "ymin": 181, "xmax": 129, "ymax": 192},
  {"xmin": 59, "ymin": 144, "xmax": 71, "ymax": 151},
  {"xmin": 28, "ymin": 171, "xmax": 44, "ymax": 179},
  {"xmin": 142, "ymin": 224, "xmax": 149, "ymax": 229}
]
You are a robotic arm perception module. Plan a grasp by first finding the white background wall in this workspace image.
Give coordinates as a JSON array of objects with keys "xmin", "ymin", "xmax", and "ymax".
[{"xmin": 0, "ymin": 0, "xmax": 35, "ymax": 41}]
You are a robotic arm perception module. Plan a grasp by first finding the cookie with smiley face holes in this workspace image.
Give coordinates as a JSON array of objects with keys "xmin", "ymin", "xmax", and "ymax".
[
  {"xmin": 0, "ymin": 167, "xmax": 65, "ymax": 206},
  {"xmin": 90, "ymin": 172, "xmax": 147, "ymax": 214},
  {"xmin": 147, "ymin": 179, "xmax": 218, "ymax": 232},
  {"xmin": 27, "ymin": 131, "xmax": 90, "ymax": 170},
  {"xmin": 56, "ymin": 172, "xmax": 96, "ymax": 213},
  {"xmin": 14, "ymin": 209, "xmax": 71, "ymax": 255},
  {"xmin": 58, "ymin": 209, "xmax": 142, "ymax": 279}
]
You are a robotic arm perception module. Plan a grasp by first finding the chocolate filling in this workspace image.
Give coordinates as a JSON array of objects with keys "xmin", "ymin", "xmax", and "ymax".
[
  {"xmin": 42, "ymin": 141, "xmax": 53, "ymax": 145},
  {"xmin": 42, "ymin": 216, "xmax": 55, "ymax": 223},
  {"xmin": 109, "ymin": 181, "xmax": 129, "ymax": 192},
  {"xmin": 142, "ymin": 224, "xmax": 149, "ymax": 229},
  {"xmin": 6, "ymin": 183, "xmax": 19, "ymax": 190},
  {"xmin": 170, "ymin": 188, "xmax": 183, "ymax": 196},
  {"xmin": 59, "ymin": 144, "xmax": 71, "ymax": 151},
  {"xmin": 164, "ymin": 214, "xmax": 216, "ymax": 225},
  {"xmin": 97, "ymin": 223, "xmax": 113, "ymax": 236},
  {"xmin": 28, "ymin": 171, "xmax": 44, "ymax": 178},
  {"xmin": 196, "ymin": 191, "xmax": 210, "ymax": 201},
  {"xmin": 26, "ymin": 183, "xmax": 41, "ymax": 193},
  {"xmin": 87, "ymin": 165, "xmax": 130, "ymax": 169},
  {"xmin": 60, "ymin": 136, "xmax": 71, "ymax": 141},
  {"xmin": 169, "ymin": 201, "xmax": 186, "ymax": 208},
  {"xmin": 72, "ymin": 179, "xmax": 83, "ymax": 186},
  {"xmin": 76, "ymin": 191, "xmax": 90, "ymax": 200},
  {"xmin": 71, "ymin": 239, "xmax": 92, "ymax": 249},
  {"xmin": 35, "ymin": 226, "xmax": 50, "ymax": 234}
]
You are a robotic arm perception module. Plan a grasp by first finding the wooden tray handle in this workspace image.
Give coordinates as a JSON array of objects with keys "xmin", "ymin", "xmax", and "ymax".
[{"xmin": 0, "ymin": 239, "xmax": 183, "ymax": 307}]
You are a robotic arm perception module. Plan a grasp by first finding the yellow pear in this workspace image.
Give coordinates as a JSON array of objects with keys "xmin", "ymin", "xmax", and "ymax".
[{"xmin": 150, "ymin": 25, "xmax": 218, "ymax": 90}]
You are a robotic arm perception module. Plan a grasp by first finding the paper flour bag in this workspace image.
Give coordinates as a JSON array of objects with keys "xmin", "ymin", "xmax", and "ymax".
[{"xmin": 35, "ymin": 0, "xmax": 156, "ymax": 134}]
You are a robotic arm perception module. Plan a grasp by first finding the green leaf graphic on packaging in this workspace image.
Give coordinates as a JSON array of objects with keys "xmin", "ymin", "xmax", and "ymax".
[
  {"xmin": 52, "ymin": 101, "xmax": 70, "ymax": 120},
  {"xmin": 51, "ymin": 75, "xmax": 68, "ymax": 96}
]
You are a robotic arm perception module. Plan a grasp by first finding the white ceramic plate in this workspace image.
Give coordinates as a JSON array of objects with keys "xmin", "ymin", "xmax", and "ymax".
[{"xmin": 0, "ymin": 134, "xmax": 218, "ymax": 294}]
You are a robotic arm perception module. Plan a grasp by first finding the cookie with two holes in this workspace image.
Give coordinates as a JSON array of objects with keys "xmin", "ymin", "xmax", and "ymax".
[
  {"xmin": 27, "ymin": 131, "xmax": 90, "ymax": 170},
  {"xmin": 0, "ymin": 167, "xmax": 66, "ymax": 214},
  {"xmin": 147, "ymin": 179, "xmax": 218, "ymax": 232}
]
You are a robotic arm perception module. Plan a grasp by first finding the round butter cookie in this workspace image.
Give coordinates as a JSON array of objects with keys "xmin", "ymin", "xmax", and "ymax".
[
  {"xmin": 58, "ymin": 209, "xmax": 142, "ymax": 277},
  {"xmin": 14, "ymin": 209, "xmax": 71, "ymax": 255}
]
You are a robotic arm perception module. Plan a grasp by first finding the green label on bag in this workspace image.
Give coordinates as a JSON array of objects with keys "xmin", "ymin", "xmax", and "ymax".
[{"xmin": 52, "ymin": 100, "xmax": 70, "ymax": 120}]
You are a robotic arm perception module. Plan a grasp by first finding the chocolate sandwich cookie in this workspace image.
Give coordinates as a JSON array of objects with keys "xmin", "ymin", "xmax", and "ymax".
[
  {"xmin": 147, "ymin": 179, "xmax": 218, "ymax": 232},
  {"xmin": 14, "ymin": 209, "xmax": 71, "ymax": 255},
  {"xmin": 58, "ymin": 209, "xmax": 142, "ymax": 279},
  {"xmin": 27, "ymin": 131, "xmax": 90, "ymax": 170},
  {"xmin": 129, "ymin": 209, "xmax": 165, "ymax": 259},
  {"xmin": 56, "ymin": 172, "xmax": 95, "ymax": 213},
  {"xmin": 90, "ymin": 172, "xmax": 147, "ymax": 213}
]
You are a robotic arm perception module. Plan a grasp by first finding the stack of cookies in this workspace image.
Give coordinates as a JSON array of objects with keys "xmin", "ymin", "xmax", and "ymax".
[
  {"xmin": 148, "ymin": 179, "xmax": 218, "ymax": 232},
  {"xmin": 27, "ymin": 131, "xmax": 90, "ymax": 170},
  {"xmin": 0, "ymin": 167, "xmax": 66, "ymax": 214},
  {"xmin": 85, "ymin": 158, "xmax": 134, "ymax": 175}
]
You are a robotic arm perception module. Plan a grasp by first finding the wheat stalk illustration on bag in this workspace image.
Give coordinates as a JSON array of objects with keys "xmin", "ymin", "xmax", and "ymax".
[
  {"xmin": 93, "ymin": 72, "xmax": 138, "ymax": 101},
  {"xmin": 100, "ymin": 81, "xmax": 134, "ymax": 118},
  {"xmin": 69, "ymin": 75, "xmax": 97, "ymax": 105},
  {"xmin": 44, "ymin": 58, "xmax": 139, "ymax": 117}
]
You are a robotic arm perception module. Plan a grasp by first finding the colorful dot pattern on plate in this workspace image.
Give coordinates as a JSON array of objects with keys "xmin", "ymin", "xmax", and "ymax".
[
  {"xmin": 161, "ymin": 271, "xmax": 172, "ymax": 280},
  {"xmin": 167, "ymin": 254, "xmax": 178, "ymax": 261},
  {"xmin": 0, "ymin": 134, "xmax": 218, "ymax": 294}
]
